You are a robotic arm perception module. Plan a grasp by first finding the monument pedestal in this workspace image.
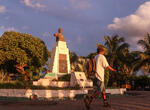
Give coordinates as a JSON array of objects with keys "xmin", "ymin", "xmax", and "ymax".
[
  {"xmin": 33, "ymin": 28, "xmax": 71, "ymax": 87},
  {"xmin": 70, "ymin": 72, "xmax": 93, "ymax": 88},
  {"xmin": 49, "ymin": 41, "xmax": 71, "ymax": 75}
]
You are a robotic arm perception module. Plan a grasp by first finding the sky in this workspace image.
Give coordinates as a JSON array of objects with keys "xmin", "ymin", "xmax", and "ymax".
[{"xmin": 0, "ymin": 0, "xmax": 149, "ymax": 56}]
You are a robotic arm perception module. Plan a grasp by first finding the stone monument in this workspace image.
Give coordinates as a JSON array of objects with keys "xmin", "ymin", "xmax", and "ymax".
[
  {"xmin": 49, "ymin": 28, "xmax": 71, "ymax": 75},
  {"xmin": 70, "ymin": 72, "xmax": 93, "ymax": 88},
  {"xmin": 33, "ymin": 28, "xmax": 93, "ymax": 88}
]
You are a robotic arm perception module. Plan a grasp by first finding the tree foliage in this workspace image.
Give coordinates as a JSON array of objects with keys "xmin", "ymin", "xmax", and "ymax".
[
  {"xmin": 0, "ymin": 31, "xmax": 50, "ymax": 80},
  {"xmin": 137, "ymin": 33, "xmax": 150, "ymax": 74},
  {"xmin": 69, "ymin": 51, "xmax": 78, "ymax": 64},
  {"xmin": 104, "ymin": 35, "xmax": 129, "ymax": 67}
]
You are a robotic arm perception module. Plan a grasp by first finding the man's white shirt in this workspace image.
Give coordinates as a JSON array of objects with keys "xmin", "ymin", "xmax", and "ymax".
[{"xmin": 94, "ymin": 54, "xmax": 109, "ymax": 81}]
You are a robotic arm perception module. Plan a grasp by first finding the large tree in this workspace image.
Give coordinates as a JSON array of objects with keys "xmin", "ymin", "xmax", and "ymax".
[
  {"xmin": 137, "ymin": 33, "xmax": 150, "ymax": 74},
  {"xmin": 104, "ymin": 35, "xmax": 129, "ymax": 68},
  {"xmin": 0, "ymin": 31, "xmax": 50, "ymax": 81},
  {"xmin": 104, "ymin": 35, "xmax": 130, "ymax": 87}
]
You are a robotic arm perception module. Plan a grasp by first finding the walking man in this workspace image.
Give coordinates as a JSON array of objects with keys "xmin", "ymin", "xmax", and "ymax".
[{"xmin": 84, "ymin": 47, "xmax": 116, "ymax": 109}]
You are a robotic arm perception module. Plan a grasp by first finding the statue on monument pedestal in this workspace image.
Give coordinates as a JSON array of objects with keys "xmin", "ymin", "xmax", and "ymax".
[
  {"xmin": 32, "ymin": 28, "xmax": 71, "ymax": 87},
  {"xmin": 54, "ymin": 28, "xmax": 65, "ymax": 42},
  {"xmin": 49, "ymin": 27, "xmax": 70, "ymax": 74}
]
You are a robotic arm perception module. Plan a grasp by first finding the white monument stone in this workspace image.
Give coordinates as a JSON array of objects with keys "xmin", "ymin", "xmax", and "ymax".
[
  {"xmin": 70, "ymin": 72, "xmax": 93, "ymax": 88},
  {"xmin": 33, "ymin": 28, "xmax": 71, "ymax": 87},
  {"xmin": 49, "ymin": 28, "xmax": 71, "ymax": 75}
]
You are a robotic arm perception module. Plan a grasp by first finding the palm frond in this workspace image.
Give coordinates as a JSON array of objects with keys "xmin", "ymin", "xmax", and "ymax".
[
  {"xmin": 138, "ymin": 34, "xmax": 150, "ymax": 50},
  {"xmin": 117, "ymin": 43, "xmax": 129, "ymax": 51},
  {"xmin": 147, "ymin": 33, "xmax": 150, "ymax": 44},
  {"xmin": 104, "ymin": 36, "xmax": 113, "ymax": 51}
]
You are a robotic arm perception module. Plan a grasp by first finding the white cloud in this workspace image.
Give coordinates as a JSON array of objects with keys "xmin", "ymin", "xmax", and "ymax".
[
  {"xmin": 0, "ymin": 26, "xmax": 5, "ymax": 30},
  {"xmin": 6, "ymin": 27, "xmax": 18, "ymax": 32},
  {"xmin": 69, "ymin": 0, "xmax": 91, "ymax": 10},
  {"xmin": 107, "ymin": 1, "xmax": 150, "ymax": 46},
  {"xmin": 0, "ymin": 26, "xmax": 18, "ymax": 34},
  {"xmin": 22, "ymin": 0, "xmax": 46, "ymax": 10},
  {"xmin": 42, "ymin": 32, "xmax": 49, "ymax": 37},
  {"xmin": 0, "ymin": 6, "xmax": 6, "ymax": 13},
  {"xmin": 22, "ymin": 26, "xmax": 28, "ymax": 30},
  {"xmin": 0, "ymin": 26, "xmax": 18, "ymax": 32}
]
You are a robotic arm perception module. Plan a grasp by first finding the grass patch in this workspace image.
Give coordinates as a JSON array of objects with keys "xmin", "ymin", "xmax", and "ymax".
[
  {"xmin": 58, "ymin": 74, "xmax": 71, "ymax": 81},
  {"xmin": 30, "ymin": 86, "xmax": 81, "ymax": 90},
  {"xmin": 0, "ymin": 81, "xmax": 26, "ymax": 89},
  {"xmin": 0, "ymin": 81, "xmax": 81, "ymax": 90},
  {"xmin": 0, "ymin": 96, "xmax": 29, "ymax": 101}
]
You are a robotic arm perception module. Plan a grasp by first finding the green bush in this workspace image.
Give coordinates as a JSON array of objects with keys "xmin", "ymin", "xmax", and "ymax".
[
  {"xmin": 135, "ymin": 75, "xmax": 150, "ymax": 90},
  {"xmin": 30, "ymin": 86, "xmax": 81, "ymax": 90},
  {"xmin": 0, "ymin": 81, "xmax": 26, "ymax": 89},
  {"xmin": 58, "ymin": 74, "xmax": 71, "ymax": 81},
  {"xmin": 104, "ymin": 69, "xmax": 109, "ymax": 87},
  {"xmin": 0, "ymin": 81, "xmax": 81, "ymax": 90}
]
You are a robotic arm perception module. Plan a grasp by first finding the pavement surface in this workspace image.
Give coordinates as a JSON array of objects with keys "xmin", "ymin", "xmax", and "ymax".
[{"xmin": 0, "ymin": 91, "xmax": 150, "ymax": 110}]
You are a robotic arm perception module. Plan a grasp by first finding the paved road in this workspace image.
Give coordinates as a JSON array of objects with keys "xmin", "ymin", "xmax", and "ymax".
[{"xmin": 0, "ymin": 91, "xmax": 150, "ymax": 110}]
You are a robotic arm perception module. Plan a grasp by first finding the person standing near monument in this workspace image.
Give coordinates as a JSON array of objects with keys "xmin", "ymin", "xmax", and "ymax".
[{"xmin": 84, "ymin": 46, "xmax": 117, "ymax": 109}]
